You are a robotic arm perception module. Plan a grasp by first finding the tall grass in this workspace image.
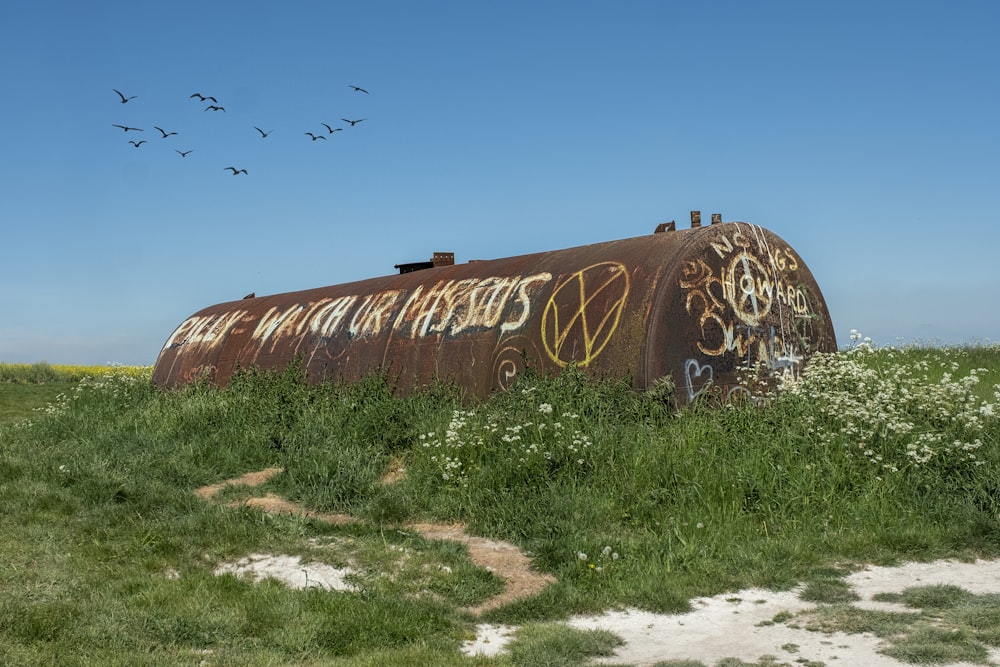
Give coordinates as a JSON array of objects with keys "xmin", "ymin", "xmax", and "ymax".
[{"xmin": 1, "ymin": 341, "xmax": 998, "ymax": 664}]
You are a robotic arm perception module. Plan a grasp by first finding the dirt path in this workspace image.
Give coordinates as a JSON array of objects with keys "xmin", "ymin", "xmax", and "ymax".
[{"xmin": 194, "ymin": 468, "xmax": 554, "ymax": 614}]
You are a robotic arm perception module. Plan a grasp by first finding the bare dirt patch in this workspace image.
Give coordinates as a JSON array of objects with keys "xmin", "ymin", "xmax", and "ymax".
[
  {"xmin": 214, "ymin": 553, "xmax": 359, "ymax": 592},
  {"xmin": 195, "ymin": 468, "xmax": 554, "ymax": 614}
]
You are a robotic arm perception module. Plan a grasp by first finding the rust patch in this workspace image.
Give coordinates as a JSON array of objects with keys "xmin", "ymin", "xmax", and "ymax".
[{"xmin": 194, "ymin": 468, "xmax": 555, "ymax": 613}]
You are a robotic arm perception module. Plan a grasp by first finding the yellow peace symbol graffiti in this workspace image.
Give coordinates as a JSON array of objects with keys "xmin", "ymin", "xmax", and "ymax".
[{"xmin": 541, "ymin": 262, "xmax": 629, "ymax": 367}]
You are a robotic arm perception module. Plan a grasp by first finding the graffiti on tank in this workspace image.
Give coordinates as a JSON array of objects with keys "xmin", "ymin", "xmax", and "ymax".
[
  {"xmin": 351, "ymin": 290, "xmax": 408, "ymax": 338},
  {"xmin": 495, "ymin": 346, "xmax": 521, "ymax": 388},
  {"xmin": 392, "ymin": 273, "xmax": 551, "ymax": 339},
  {"xmin": 681, "ymin": 225, "xmax": 817, "ymax": 396},
  {"xmin": 164, "ymin": 310, "xmax": 249, "ymax": 349},
  {"xmin": 683, "ymin": 358, "xmax": 714, "ymax": 401},
  {"xmin": 682, "ymin": 358, "xmax": 754, "ymax": 402},
  {"xmin": 304, "ymin": 295, "xmax": 360, "ymax": 338},
  {"xmin": 181, "ymin": 364, "xmax": 218, "ymax": 385},
  {"xmin": 491, "ymin": 336, "xmax": 543, "ymax": 392},
  {"xmin": 254, "ymin": 305, "xmax": 307, "ymax": 351},
  {"xmin": 541, "ymin": 262, "xmax": 630, "ymax": 368},
  {"xmin": 726, "ymin": 251, "xmax": 774, "ymax": 326},
  {"xmin": 682, "ymin": 336, "xmax": 804, "ymax": 403},
  {"xmin": 163, "ymin": 272, "xmax": 553, "ymax": 354}
]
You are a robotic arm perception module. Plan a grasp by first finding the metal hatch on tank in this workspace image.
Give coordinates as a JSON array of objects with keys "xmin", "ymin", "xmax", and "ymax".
[{"xmin": 152, "ymin": 212, "xmax": 837, "ymax": 404}]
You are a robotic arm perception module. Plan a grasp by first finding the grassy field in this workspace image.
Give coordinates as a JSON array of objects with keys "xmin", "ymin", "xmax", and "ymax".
[
  {"xmin": 1, "ymin": 342, "xmax": 998, "ymax": 666},
  {"xmin": 0, "ymin": 362, "xmax": 148, "ymax": 424}
]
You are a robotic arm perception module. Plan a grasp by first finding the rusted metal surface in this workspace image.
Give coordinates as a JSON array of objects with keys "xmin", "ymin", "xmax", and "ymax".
[{"xmin": 152, "ymin": 218, "xmax": 837, "ymax": 403}]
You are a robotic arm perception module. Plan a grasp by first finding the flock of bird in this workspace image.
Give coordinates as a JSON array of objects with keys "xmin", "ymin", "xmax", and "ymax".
[{"xmin": 110, "ymin": 85, "xmax": 370, "ymax": 175}]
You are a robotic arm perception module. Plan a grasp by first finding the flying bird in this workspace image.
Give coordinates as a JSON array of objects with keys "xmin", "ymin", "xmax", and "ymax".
[
  {"xmin": 205, "ymin": 105, "xmax": 225, "ymax": 112},
  {"xmin": 305, "ymin": 132, "xmax": 326, "ymax": 141},
  {"xmin": 175, "ymin": 149, "xmax": 193, "ymax": 157},
  {"xmin": 113, "ymin": 89, "xmax": 137, "ymax": 103},
  {"xmin": 128, "ymin": 140, "xmax": 146, "ymax": 148},
  {"xmin": 321, "ymin": 123, "xmax": 342, "ymax": 134},
  {"xmin": 224, "ymin": 167, "xmax": 248, "ymax": 175},
  {"xmin": 254, "ymin": 127, "xmax": 272, "ymax": 138},
  {"xmin": 341, "ymin": 117, "xmax": 366, "ymax": 126},
  {"xmin": 189, "ymin": 93, "xmax": 218, "ymax": 103},
  {"xmin": 349, "ymin": 85, "xmax": 369, "ymax": 94},
  {"xmin": 112, "ymin": 124, "xmax": 143, "ymax": 132},
  {"xmin": 154, "ymin": 126, "xmax": 177, "ymax": 138}
]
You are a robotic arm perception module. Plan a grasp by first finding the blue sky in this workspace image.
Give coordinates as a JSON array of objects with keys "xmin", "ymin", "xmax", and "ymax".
[{"xmin": 2, "ymin": 1, "xmax": 998, "ymax": 366}]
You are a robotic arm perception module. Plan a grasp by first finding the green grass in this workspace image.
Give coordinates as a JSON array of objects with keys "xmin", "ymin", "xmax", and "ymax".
[
  {"xmin": 0, "ymin": 343, "xmax": 998, "ymax": 665},
  {"xmin": 869, "ymin": 585, "xmax": 1000, "ymax": 661},
  {"xmin": 796, "ymin": 604, "xmax": 921, "ymax": 637},
  {"xmin": 504, "ymin": 623, "xmax": 623, "ymax": 666},
  {"xmin": 801, "ymin": 597, "xmax": 994, "ymax": 665},
  {"xmin": 0, "ymin": 361, "xmax": 151, "ymax": 422},
  {"xmin": 798, "ymin": 570, "xmax": 860, "ymax": 604},
  {"xmin": 0, "ymin": 381, "xmax": 76, "ymax": 422}
]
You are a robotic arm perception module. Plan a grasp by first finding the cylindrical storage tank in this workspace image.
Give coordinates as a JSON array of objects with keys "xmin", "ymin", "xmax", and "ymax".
[{"xmin": 153, "ymin": 220, "xmax": 837, "ymax": 403}]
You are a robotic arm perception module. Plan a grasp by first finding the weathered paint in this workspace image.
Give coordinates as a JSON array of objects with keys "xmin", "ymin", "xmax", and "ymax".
[{"xmin": 152, "ymin": 220, "xmax": 837, "ymax": 402}]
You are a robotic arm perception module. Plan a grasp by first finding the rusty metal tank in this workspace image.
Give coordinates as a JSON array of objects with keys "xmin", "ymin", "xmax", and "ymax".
[{"xmin": 152, "ymin": 214, "xmax": 837, "ymax": 403}]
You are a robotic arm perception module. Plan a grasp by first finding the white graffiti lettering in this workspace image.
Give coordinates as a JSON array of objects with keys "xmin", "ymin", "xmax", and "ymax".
[
  {"xmin": 307, "ymin": 296, "xmax": 358, "ymax": 338},
  {"xmin": 163, "ymin": 272, "xmax": 553, "ymax": 353},
  {"xmin": 165, "ymin": 310, "xmax": 247, "ymax": 348}
]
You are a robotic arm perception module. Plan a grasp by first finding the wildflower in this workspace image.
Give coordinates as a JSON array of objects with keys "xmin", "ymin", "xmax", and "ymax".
[
  {"xmin": 538, "ymin": 403, "xmax": 553, "ymax": 415},
  {"xmin": 577, "ymin": 551, "xmax": 588, "ymax": 561}
]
